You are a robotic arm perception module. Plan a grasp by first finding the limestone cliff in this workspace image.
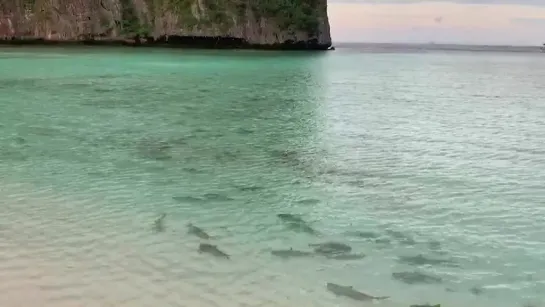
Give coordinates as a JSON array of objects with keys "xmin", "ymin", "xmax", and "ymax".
[{"xmin": 0, "ymin": 0, "xmax": 332, "ymax": 50}]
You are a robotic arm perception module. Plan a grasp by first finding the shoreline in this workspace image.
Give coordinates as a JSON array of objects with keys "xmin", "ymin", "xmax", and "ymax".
[{"xmin": 0, "ymin": 35, "xmax": 335, "ymax": 52}]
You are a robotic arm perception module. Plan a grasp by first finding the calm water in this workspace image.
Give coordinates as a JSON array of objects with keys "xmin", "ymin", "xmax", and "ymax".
[{"xmin": 1, "ymin": 45, "xmax": 545, "ymax": 307}]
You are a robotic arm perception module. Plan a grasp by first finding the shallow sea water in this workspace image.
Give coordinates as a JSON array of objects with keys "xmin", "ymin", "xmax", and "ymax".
[{"xmin": 1, "ymin": 46, "xmax": 545, "ymax": 307}]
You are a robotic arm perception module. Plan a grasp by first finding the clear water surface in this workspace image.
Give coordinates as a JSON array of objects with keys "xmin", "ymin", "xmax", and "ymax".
[{"xmin": 1, "ymin": 45, "xmax": 545, "ymax": 307}]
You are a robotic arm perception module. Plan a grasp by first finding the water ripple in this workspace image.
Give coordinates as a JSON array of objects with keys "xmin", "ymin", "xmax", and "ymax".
[{"xmin": 1, "ymin": 47, "xmax": 545, "ymax": 307}]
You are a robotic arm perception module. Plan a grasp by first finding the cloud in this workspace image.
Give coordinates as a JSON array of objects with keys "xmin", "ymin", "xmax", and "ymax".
[{"xmin": 331, "ymin": 0, "xmax": 545, "ymax": 6}]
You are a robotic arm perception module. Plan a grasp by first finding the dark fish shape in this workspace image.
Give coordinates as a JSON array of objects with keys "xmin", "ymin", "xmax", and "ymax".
[
  {"xmin": 427, "ymin": 240, "xmax": 442, "ymax": 250},
  {"xmin": 198, "ymin": 243, "xmax": 230, "ymax": 259},
  {"xmin": 271, "ymin": 248, "xmax": 314, "ymax": 258},
  {"xmin": 152, "ymin": 154, "xmax": 172, "ymax": 161},
  {"xmin": 285, "ymin": 222, "xmax": 319, "ymax": 235},
  {"xmin": 325, "ymin": 253, "xmax": 366, "ymax": 260},
  {"xmin": 271, "ymin": 149, "xmax": 298, "ymax": 160},
  {"xmin": 310, "ymin": 242, "xmax": 352, "ymax": 255},
  {"xmin": 326, "ymin": 282, "xmax": 389, "ymax": 301},
  {"xmin": 385, "ymin": 229, "xmax": 417, "ymax": 245},
  {"xmin": 188, "ymin": 223, "xmax": 210, "ymax": 239},
  {"xmin": 153, "ymin": 213, "xmax": 166, "ymax": 232},
  {"xmin": 236, "ymin": 128, "xmax": 254, "ymax": 135},
  {"xmin": 137, "ymin": 140, "xmax": 172, "ymax": 161},
  {"xmin": 173, "ymin": 196, "xmax": 205, "ymax": 203},
  {"xmin": 203, "ymin": 193, "xmax": 234, "ymax": 201},
  {"xmin": 345, "ymin": 231, "xmax": 381, "ymax": 239},
  {"xmin": 277, "ymin": 214, "xmax": 318, "ymax": 234},
  {"xmin": 170, "ymin": 137, "xmax": 190, "ymax": 145},
  {"xmin": 277, "ymin": 213, "xmax": 305, "ymax": 224},
  {"xmin": 392, "ymin": 271, "xmax": 443, "ymax": 285},
  {"xmin": 296, "ymin": 198, "xmax": 321, "ymax": 205},
  {"xmin": 470, "ymin": 286, "xmax": 484, "ymax": 295},
  {"xmin": 183, "ymin": 167, "xmax": 203, "ymax": 174},
  {"xmin": 235, "ymin": 185, "xmax": 263, "ymax": 192},
  {"xmin": 398, "ymin": 254, "xmax": 459, "ymax": 267},
  {"xmin": 375, "ymin": 237, "xmax": 392, "ymax": 244}
]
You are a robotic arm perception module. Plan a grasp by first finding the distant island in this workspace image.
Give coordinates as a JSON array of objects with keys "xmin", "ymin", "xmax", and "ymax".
[
  {"xmin": 0, "ymin": 0, "xmax": 332, "ymax": 51},
  {"xmin": 335, "ymin": 42, "xmax": 545, "ymax": 54}
]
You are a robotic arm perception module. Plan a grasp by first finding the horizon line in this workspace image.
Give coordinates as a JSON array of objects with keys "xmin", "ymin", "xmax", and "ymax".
[{"xmin": 331, "ymin": 41, "xmax": 544, "ymax": 48}]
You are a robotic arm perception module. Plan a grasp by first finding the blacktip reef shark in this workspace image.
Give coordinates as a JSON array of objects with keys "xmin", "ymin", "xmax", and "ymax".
[
  {"xmin": 326, "ymin": 282, "xmax": 389, "ymax": 301},
  {"xmin": 153, "ymin": 213, "xmax": 166, "ymax": 232},
  {"xmin": 198, "ymin": 243, "xmax": 230, "ymax": 259},
  {"xmin": 187, "ymin": 223, "xmax": 211, "ymax": 239},
  {"xmin": 270, "ymin": 248, "xmax": 314, "ymax": 258}
]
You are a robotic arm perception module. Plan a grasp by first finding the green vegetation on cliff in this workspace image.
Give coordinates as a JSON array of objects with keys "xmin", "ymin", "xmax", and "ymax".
[
  {"xmin": 164, "ymin": 0, "xmax": 200, "ymax": 27},
  {"xmin": 252, "ymin": 0, "xmax": 320, "ymax": 34},
  {"xmin": 121, "ymin": 0, "xmax": 152, "ymax": 36},
  {"xmin": 5, "ymin": 0, "xmax": 326, "ymax": 43},
  {"xmin": 132, "ymin": 0, "xmax": 321, "ymax": 36}
]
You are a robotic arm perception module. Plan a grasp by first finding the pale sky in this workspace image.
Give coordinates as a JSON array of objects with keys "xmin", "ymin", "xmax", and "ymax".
[{"xmin": 328, "ymin": 0, "xmax": 545, "ymax": 45}]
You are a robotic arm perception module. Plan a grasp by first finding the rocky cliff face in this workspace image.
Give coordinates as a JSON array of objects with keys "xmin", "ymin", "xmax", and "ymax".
[{"xmin": 0, "ymin": 0, "xmax": 332, "ymax": 50}]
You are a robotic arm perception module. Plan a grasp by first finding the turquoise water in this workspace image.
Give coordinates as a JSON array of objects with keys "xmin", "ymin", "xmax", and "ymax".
[{"xmin": 1, "ymin": 45, "xmax": 545, "ymax": 307}]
